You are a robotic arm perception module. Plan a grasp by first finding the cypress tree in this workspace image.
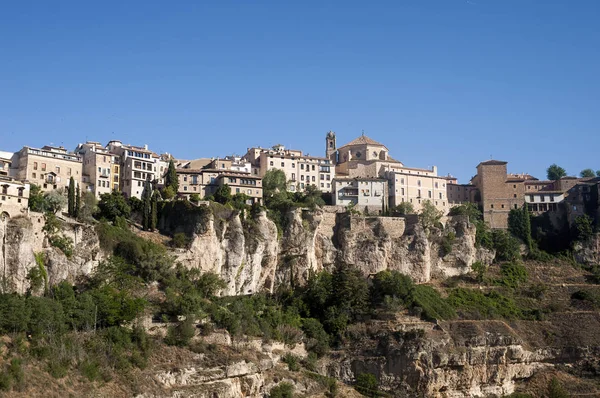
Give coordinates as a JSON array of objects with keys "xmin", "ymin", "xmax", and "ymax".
[
  {"xmin": 165, "ymin": 159, "xmax": 179, "ymax": 194},
  {"xmin": 141, "ymin": 180, "xmax": 152, "ymax": 230},
  {"xmin": 75, "ymin": 185, "xmax": 81, "ymax": 219},
  {"xmin": 68, "ymin": 177, "xmax": 75, "ymax": 216},
  {"xmin": 150, "ymin": 190, "xmax": 158, "ymax": 231}
]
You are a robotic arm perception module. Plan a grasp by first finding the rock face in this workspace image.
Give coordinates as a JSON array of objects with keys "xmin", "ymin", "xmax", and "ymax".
[
  {"xmin": 0, "ymin": 213, "xmax": 102, "ymax": 294},
  {"xmin": 323, "ymin": 317, "xmax": 553, "ymax": 398},
  {"xmin": 163, "ymin": 206, "xmax": 494, "ymax": 295}
]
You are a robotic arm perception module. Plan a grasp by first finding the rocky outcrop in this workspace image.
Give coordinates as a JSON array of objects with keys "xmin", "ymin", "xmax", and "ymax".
[
  {"xmin": 165, "ymin": 206, "xmax": 493, "ymax": 294},
  {"xmin": 323, "ymin": 317, "xmax": 554, "ymax": 397},
  {"xmin": 0, "ymin": 213, "xmax": 102, "ymax": 293}
]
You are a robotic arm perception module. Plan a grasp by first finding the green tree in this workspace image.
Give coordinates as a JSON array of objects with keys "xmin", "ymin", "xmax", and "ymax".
[
  {"xmin": 547, "ymin": 164, "xmax": 567, "ymax": 181},
  {"xmin": 491, "ymin": 230, "xmax": 521, "ymax": 262},
  {"xmin": 419, "ymin": 200, "xmax": 443, "ymax": 229},
  {"xmin": 394, "ymin": 201, "xmax": 415, "ymax": 215},
  {"xmin": 547, "ymin": 377, "xmax": 568, "ymax": 398},
  {"xmin": 263, "ymin": 169, "xmax": 287, "ymax": 196},
  {"xmin": 150, "ymin": 190, "xmax": 158, "ymax": 231},
  {"xmin": 580, "ymin": 168, "xmax": 596, "ymax": 178},
  {"xmin": 355, "ymin": 373, "xmax": 379, "ymax": 397},
  {"xmin": 213, "ymin": 184, "xmax": 232, "ymax": 204},
  {"xmin": 44, "ymin": 190, "xmax": 67, "ymax": 214},
  {"xmin": 75, "ymin": 185, "xmax": 81, "ymax": 218},
  {"xmin": 269, "ymin": 382, "xmax": 294, "ymax": 398},
  {"xmin": 508, "ymin": 205, "xmax": 532, "ymax": 251},
  {"xmin": 141, "ymin": 180, "xmax": 152, "ymax": 230},
  {"xmin": 97, "ymin": 191, "xmax": 131, "ymax": 222},
  {"xmin": 574, "ymin": 214, "xmax": 594, "ymax": 242},
  {"xmin": 165, "ymin": 159, "xmax": 179, "ymax": 193},
  {"xmin": 68, "ymin": 177, "xmax": 75, "ymax": 216},
  {"xmin": 79, "ymin": 192, "xmax": 97, "ymax": 222},
  {"xmin": 28, "ymin": 184, "xmax": 45, "ymax": 212}
]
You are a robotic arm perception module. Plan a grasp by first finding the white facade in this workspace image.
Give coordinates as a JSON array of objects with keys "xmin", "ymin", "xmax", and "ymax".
[{"xmin": 333, "ymin": 178, "xmax": 388, "ymax": 213}]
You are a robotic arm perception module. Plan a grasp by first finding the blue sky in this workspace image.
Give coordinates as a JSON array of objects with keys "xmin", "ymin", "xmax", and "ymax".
[{"xmin": 1, "ymin": 0, "xmax": 598, "ymax": 183}]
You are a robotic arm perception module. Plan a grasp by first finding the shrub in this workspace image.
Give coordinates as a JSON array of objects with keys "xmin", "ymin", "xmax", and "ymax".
[
  {"xmin": 355, "ymin": 373, "xmax": 379, "ymax": 397},
  {"xmin": 492, "ymin": 230, "xmax": 521, "ymax": 262},
  {"xmin": 370, "ymin": 270, "xmax": 414, "ymax": 306},
  {"xmin": 471, "ymin": 261, "xmax": 487, "ymax": 283},
  {"xmin": 171, "ymin": 232, "xmax": 190, "ymax": 248},
  {"xmin": 48, "ymin": 234, "xmax": 74, "ymax": 258},
  {"xmin": 79, "ymin": 359, "xmax": 101, "ymax": 381},
  {"xmin": 97, "ymin": 191, "xmax": 131, "ymax": 222},
  {"xmin": 547, "ymin": 377, "xmax": 569, "ymax": 398},
  {"xmin": 301, "ymin": 318, "xmax": 330, "ymax": 357},
  {"xmin": 165, "ymin": 318, "xmax": 196, "ymax": 347},
  {"xmin": 410, "ymin": 285, "xmax": 456, "ymax": 321},
  {"xmin": 448, "ymin": 288, "xmax": 523, "ymax": 319},
  {"xmin": 269, "ymin": 382, "xmax": 294, "ymax": 398},
  {"xmin": 282, "ymin": 353, "xmax": 300, "ymax": 371},
  {"xmin": 498, "ymin": 262, "xmax": 528, "ymax": 288},
  {"xmin": 0, "ymin": 371, "xmax": 11, "ymax": 391},
  {"xmin": 441, "ymin": 232, "xmax": 456, "ymax": 255}
]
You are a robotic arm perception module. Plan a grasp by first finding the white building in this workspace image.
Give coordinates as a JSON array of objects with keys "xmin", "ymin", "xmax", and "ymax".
[{"xmin": 332, "ymin": 177, "xmax": 389, "ymax": 213}]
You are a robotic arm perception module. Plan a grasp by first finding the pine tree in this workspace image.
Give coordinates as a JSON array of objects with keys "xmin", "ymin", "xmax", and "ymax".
[
  {"xmin": 68, "ymin": 177, "xmax": 75, "ymax": 216},
  {"xmin": 150, "ymin": 190, "xmax": 158, "ymax": 231},
  {"xmin": 75, "ymin": 185, "xmax": 81, "ymax": 219},
  {"xmin": 165, "ymin": 159, "xmax": 179, "ymax": 194},
  {"xmin": 141, "ymin": 180, "xmax": 152, "ymax": 230}
]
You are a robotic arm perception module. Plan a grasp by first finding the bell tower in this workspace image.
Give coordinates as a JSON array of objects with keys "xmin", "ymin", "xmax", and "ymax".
[{"xmin": 326, "ymin": 130, "xmax": 337, "ymax": 162}]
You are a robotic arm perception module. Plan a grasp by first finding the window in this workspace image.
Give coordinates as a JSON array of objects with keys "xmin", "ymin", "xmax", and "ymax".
[
  {"xmin": 291, "ymin": 163, "xmax": 295, "ymax": 168},
  {"xmin": 33, "ymin": 162, "xmax": 38, "ymax": 170},
  {"xmin": 1, "ymin": 186, "xmax": 7, "ymax": 194},
  {"xmin": 417, "ymin": 180, "xmax": 421, "ymax": 187},
  {"xmin": 435, "ymin": 182, "xmax": 438, "ymax": 188},
  {"xmin": 183, "ymin": 175, "xmax": 187, "ymax": 182},
  {"xmin": 529, "ymin": 195, "xmax": 534, "ymax": 202},
  {"xmin": 321, "ymin": 183, "xmax": 324, "ymax": 188},
  {"xmin": 221, "ymin": 163, "xmax": 225, "ymax": 168},
  {"xmin": 301, "ymin": 164, "xmax": 304, "ymax": 170},
  {"xmin": 428, "ymin": 191, "xmax": 432, "ymax": 198},
  {"xmin": 501, "ymin": 204, "xmax": 505, "ymax": 208},
  {"xmin": 514, "ymin": 204, "xmax": 517, "ymax": 209},
  {"xmin": 401, "ymin": 188, "xmax": 405, "ymax": 195},
  {"xmin": 32, "ymin": 173, "xmax": 36, "ymax": 179},
  {"xmin": 184, "ymin": 186, "xmax": 187, "ymax": 191},
  {"xmin": 281, "ymin": 162, "xmax": 285, "ymax": 167},
  {"xmin": 312, "ymin": 176, "xmax": 315, "ymax": 182},
  {"xmin": 418, "ymin": 189, "xmax": 421, "ymax": 197},
  {"xmin": 236, "ymin": 188, "xmax": 240, "ymax": 193},
  {"xmin": 439, "ymin": 192, "xmax": 442, "ymax": 199},
  {"xmin": 513, "ymin": 194, "xmax": 517, "ymax": 198},
  {"xmin": 270, "ymin": 161, "xmax": 273, "ymax": 166},
  {"xmin": 292, "ymin": 173, "xmax": 296, "ymax": 180},
  {"xmin": 401, "ymin": 178, "xmax": 404, "ymax": 184},
  {"xmin": 513, "ymin": 185, "xmax": 516, "ymax": 189},
  {"xmin": 540, "ymin": 195, "xmax": 545, "ymax": 202},
  {"xmin": 301, "ymin": 175, "xmax": 304, "ymax": 181},
  {"xmin": 312, "ymin": 165, "xmax": 315, "ymax": 171},
  {"xmin": 41, "ymin": 163, "xmax": 46, "ymax": 171},
  {"xmin": 550, "ymin": 195, "xmax": 555, "ymax": 202},
  {"xmin": 491, "ymin": 204, "xmax": 494, "ymax": 209},
  {"xmin": 320, "ymin": 175, "xmax": 324, "ymax": 180}
]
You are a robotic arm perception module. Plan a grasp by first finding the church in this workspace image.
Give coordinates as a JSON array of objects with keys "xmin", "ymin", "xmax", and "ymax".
[{"xmin": 326, "ymin": 131, "xmax": 451, "ymax": 213}]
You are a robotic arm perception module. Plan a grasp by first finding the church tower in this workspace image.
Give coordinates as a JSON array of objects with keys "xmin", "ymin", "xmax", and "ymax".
[{"xmin": 326, "ymin": 130, "xmax": 337, "ymax": 162}]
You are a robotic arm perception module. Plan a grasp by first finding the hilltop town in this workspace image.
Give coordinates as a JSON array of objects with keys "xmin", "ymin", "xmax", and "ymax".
[{"xmin": 1, "ymin": 131, "xmax": 599, "ymax": 235}]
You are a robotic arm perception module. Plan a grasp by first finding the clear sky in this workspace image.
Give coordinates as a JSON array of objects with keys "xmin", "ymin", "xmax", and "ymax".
[{"xmin": 1, "ymin": 0, "xmax": 598, "ymax": 183}]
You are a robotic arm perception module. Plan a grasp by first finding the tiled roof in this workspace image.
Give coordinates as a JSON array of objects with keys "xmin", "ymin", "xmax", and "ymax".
[
  {"xmin": 478, "ymin": 160, "xmax": 507, "ymax": 166},
  {"xmin": 339, "ymin": 134, "xmax": 387, "ymax": 148}
]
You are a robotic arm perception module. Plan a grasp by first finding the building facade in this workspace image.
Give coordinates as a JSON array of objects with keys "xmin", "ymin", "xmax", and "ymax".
[
  {"xmin": 330, "ymin": 132, "xmax": 450, "ymax": 213},
  {"xmin": 0, "ymin": 176, "xmax": 30, "ymax": 217},
  {"xmin": 11, "ymin": 145, "xmax": 83, "ymax": 192},
  {"xmin": 332, "ymin": 177, "xmax": 388, "ymax": 213},
  {"xmin": 75, "ymin": 142, "xmax": 121, "ymax": 198},
  {"xmin": 244, "ymin": 144, "xmax": 335, "ymax": 193}
]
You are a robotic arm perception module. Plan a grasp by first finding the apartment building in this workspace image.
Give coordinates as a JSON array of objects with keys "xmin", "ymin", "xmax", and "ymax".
[
  {"xmin": 330, "ymin": 132, "xmax": 449, "ymax": 213},
  {"xmin": 332, "ymin": 177, "xmax": 388, "ymax": 213},
  {"xmin": 0, "ymin": 176, "xmax": 30, "ymax": 218},
  {"xmin": 11, "ymin": 145, "xmax": 83, "ymax": 192},
  {"xmin": 213, "ymin": 172, "xmax": 263, "ymax": 204},
  {"xmin": 75, "ymin": 142, "xmax": 121, "ymax": 198},
  {"xmin": 244, "ymin": 144, "xmax": 335, "ymax": 192},
  {"xmin": 105, "ymin": 141, "xmax": 165, "ymax": 200}
]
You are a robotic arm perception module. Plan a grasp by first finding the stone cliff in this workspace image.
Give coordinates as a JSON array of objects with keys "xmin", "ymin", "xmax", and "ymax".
[
  {"xmin": 0, "ymin": 213, "xmax": 102, "ymax": 294},
  {"xmin": 159, "ymin": 204, "xmax": 494, "ymax": 295}
]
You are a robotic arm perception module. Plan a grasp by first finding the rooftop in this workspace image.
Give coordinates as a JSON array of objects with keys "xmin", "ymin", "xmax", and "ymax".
[
  {"xmin": 339, "ymin": 134, "xmax": 387, "ymax": 149},
  {"xmin": 478, "ymin": 160, "xmax": 508, "ymax": 166}
]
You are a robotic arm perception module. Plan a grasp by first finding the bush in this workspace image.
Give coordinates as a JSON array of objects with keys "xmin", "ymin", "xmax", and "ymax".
[
  {"xmin": 355, "ymin": 373, "xmax": 379, "ymax": 397},
  {"xmin": 441, "ymin": 232, "xmax": 456, "ymax": 255},
  {"xmin": 498, "ymin": 262, "xmax": 528, "ymax": 288},
  {"xmin": 492, "ymin": 230, "xmax": 521, "ymax": 262},
  {"xmin": 471, "ymin": 261, "xmax": 487, "ymax": 283},
  {"xmin": 171, "ymin": 232, "xmax": 190, "ymax": 248},
  {"xmin": 0, "ymin": 371, "xmax": 11, "ymax": 391},
  {"xmin": 48, "ymin": 234, "xmax": 74, "ymax": 258},
  {"xmin": 164, "ymin": 318, "xmax": 196, "ymax": 347},
  {"xmin": 410, "ymin": 285, "xmax": 456, "ymax": 321},
  {"xmin": 547, "ymin": 377, "xmax": 569, "ymax": 398},
  {"xmin": 269, "ymin": 382, "xmax": 294, "ymax": 398},
  {"xmin": 448, "ymin": 288, "xmax": 523, "ymax": 319},
  {"xmin": 8, "ymin": 358, "xmax": 24, "ymax": 386},
  {"xmin": 97, "ymin": 191, "xmax": 131, "ymax": 222},
  {"xmin": 370, "ymin": 270, "xmax": 414, "ymax": 306},
  {"xmin": 301, "ymin": 318, "xmax": 330, "ymax": 356},
  {"xmin": 282, "ymin": 353, "xmax": 300, "ymax": 371}
]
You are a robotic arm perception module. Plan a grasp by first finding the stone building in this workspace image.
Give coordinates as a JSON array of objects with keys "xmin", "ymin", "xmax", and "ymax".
[
  {"xmin": 11, "ymin": 145, "xmax": 83, "ymax": 192},
  {"xmin": 0, "ymin": 176, "xmax": 29, "ymax": 218},
  {"xmin": 75, "ymin": 141, "xmax": 121, "ymax": 198},
  {"xmin": 175, "ymin": 158, "xmax": 263, "ymax": 204},
  {"xmin": 329, "ymin": 132, "xmax": 450, "ymax": 213},
  {"xmin": 105, "ymin": 141, "xmax": 167, "ymax": 200},
  {"xmin": 332, "ymin": 177, "xmax": 388, "ymax": 213},
  {"xmin": 243, "ymin": 144, "xmax": 335, "ymax": 193}
]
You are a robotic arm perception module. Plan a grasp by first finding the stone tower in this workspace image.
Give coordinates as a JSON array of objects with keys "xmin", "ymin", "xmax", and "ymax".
[{"xmin": 326, "ymin": 130, "xmax": 336, "ymax": 161}]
